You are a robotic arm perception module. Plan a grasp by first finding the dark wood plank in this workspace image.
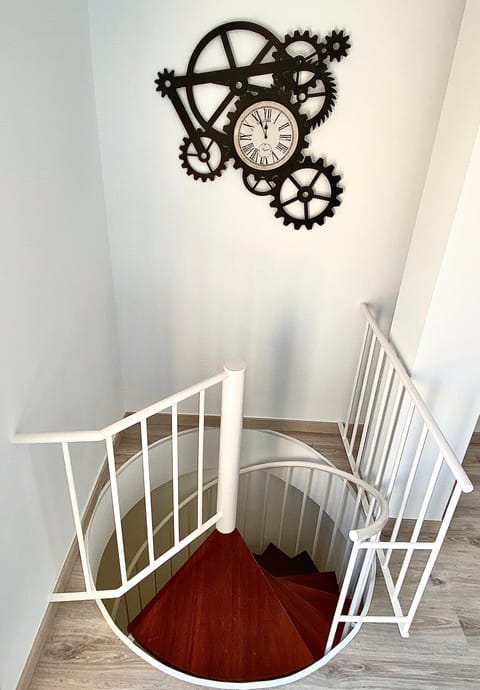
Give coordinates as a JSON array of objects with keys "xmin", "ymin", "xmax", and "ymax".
[
  {"xmin": 254, "ymin": 543, "xmax": 318, "ymax": 577},
  {"xmin": 280, "ymin": 571, "xmax": 340, "ymax": 595},
  {"xmin": 128, "ymin": 529, "xmax": 314, "ymax": 681}
]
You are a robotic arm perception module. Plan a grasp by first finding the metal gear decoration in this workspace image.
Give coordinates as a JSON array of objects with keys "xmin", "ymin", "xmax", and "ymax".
[
  {"xmin": 272, "ymin": 30, "xmax": 326, "ymax": 93},
  {"xmin": 155, "ymin": 21, "xmax": 350, "ymax": 229},
  {"xmin": 154, "ymin": 69, "xmax": 176, "ymax": 98},
  {"xmin": 292, "ymin": 69, "xmax": 337, "ymax": 130},
  {"xmin": 185, "ymin": 22, "xmax": 283, "ymax": 141},
  {"xmin": 321, "ymin": 30, "xmax": 351, "ymax": 63},
  {"xmin": 242, "ymin": 171, "xmax": 278, "ymax": 196},
  {"xmin": 179, "ymin": 132, "xmax": 228, "ymax": 182},
  {"xmin": 270, "ymin": 157, "xmax": 343, "ymax": 230}
]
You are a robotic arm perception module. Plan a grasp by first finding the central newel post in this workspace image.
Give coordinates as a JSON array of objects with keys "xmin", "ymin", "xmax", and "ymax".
[{"xmin": 216, "ymin": 360, "xmax": 246, "ymax": 534}]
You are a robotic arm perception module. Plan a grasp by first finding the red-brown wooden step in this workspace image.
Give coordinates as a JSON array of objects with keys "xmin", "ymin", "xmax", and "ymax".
[
  {"xmin": 128, "ymin": 529, "xmax": 315, "ymax": 682},
  {"xmin": 254, "ymin": 543, "xmax": 318, "ymax": 576},
  {"xmin": 275, "ymin": 579, "xmax": 350, "ymax": 647},
  {"xmin": 280, "ymin": 571, "xmax": 340, "ymax": 595},
  {"xmin": 266, "ymin": 574, "xmax": 340, "ymax": 658},
  {"xmin": 279, "ymin": 580, "xmax": 341, "ymax": 613}
]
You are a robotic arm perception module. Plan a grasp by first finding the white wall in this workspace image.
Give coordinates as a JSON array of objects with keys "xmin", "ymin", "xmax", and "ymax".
[
  {"xmin": 389, "ymin": 0, "xmax": 480, "ymax": 518},
  {"xmin": 391, "ymin": 0, "xmax": 480, "ymax": 367},
  {"xmin": 0, "ymin": 2, "xmax": 123, "ymax": 689},
  {"xmin": 415, "ymin": 120, "xmax": 480, "ymax": 459},
  {"xmin": 89, "ymin": 0, "xmax": 465, "ymax": 420}
]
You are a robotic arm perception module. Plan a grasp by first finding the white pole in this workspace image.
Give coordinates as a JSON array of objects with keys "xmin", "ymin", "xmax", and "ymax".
[
  {"xmin": 61, "ymin": 443, "xmax": 92, "ymax": 595},
  {"xmin": 216, "ymin": 360, "xmax": 246, "ymax": 534},
  {"xmin": 106, "ymin": 436, "xmax": 128, "ymax": 586},
  {"xmin": 140, "ymin": 419, "xmax": 155, "ymax": 565},
  {"xmin": 171, "ymin": 404, "xmax": 180, "ymax": 545}
]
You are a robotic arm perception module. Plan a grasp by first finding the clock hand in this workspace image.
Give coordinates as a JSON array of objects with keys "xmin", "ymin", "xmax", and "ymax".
[{"xmin": 263, "ymin": 122, "xmax": 268, "ymax": 139}]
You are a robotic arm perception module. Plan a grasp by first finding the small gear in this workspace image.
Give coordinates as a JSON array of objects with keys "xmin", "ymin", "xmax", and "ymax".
[
  {"xmin": 154, "ymin": 69, "xmax": 176, "ymax": 97},
  {"xmin": 270, "ymin": 156, "xmax": 342, "ymax": 229},
  {"xmin": 223, "ymin": 87, "xmax": 308, "ymax": 180},
  {"xmin": 242, "ymin": 170, "xmax": 278, "ymax": 196},
  {"xmin": 320, "ymin": 30, "xmax": 351, "ymax": 63},
  {"xmin": 293, "ymin": 69, "xmax": 336, "ymax": 130},
  {"xmin": 179, "ymin": 131, "xmax": 228, "ymax": 182},
  {"xmin": 272, "ymin": 30, "xmax": 326, "ymax": 93}
]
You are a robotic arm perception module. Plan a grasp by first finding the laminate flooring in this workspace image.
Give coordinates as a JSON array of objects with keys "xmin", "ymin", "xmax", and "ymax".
[{"xmin": 27, "ymin": 424, "xmax": 480, "ymax": 690}]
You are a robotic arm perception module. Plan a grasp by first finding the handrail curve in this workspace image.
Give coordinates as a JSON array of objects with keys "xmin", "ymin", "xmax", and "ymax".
[{"xmin": 112, "ymin": 459, "xmax": 388, "ymax": 599}]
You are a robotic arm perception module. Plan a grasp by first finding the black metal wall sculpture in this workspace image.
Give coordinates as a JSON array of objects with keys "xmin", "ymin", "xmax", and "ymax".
[{"xmin": 155, "ymin": 21, "xmax": 350, "ymax": 229}]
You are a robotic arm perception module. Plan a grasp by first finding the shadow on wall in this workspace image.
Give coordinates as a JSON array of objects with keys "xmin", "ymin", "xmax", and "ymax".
[{"xmin": 263, "ymin": 302, "xmax": 300, "ymax": 419}]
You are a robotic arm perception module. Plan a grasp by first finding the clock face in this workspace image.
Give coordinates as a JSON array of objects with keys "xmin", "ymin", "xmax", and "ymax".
[{"xmin": 233, "ymin": 100, "xmax": 299, "ymax": 172}]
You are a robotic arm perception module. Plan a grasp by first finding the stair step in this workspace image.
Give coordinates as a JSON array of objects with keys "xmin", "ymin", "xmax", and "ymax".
[
  {"xmin": 127, "ymin": 529, "xmax": 315, "ymax": 681},
  {"xmin": 280, "ymin": 580, "xmax": 350, "ymax": 614},
  {"xmin": 277, "ymin": 579, "xmax": 350, "ymax": 647},
  {"xmin": 280, "ymin": 571, "xmax": 340, "ymax": 595},
  {"xmin": 266, "ymin": 574, "xmax": 338, "ymax": 658},
  {"xmin": 254, "ymin": 543, "xmax": 318, "ymax": 577}
]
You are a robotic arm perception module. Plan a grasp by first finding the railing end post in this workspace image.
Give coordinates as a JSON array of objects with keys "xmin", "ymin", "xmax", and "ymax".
[
  {"xmin": 223, "ymin": 359, "xmax": 247, "ymax": 374},
  {"xmin": 216, "ymin": 360, "xmax": 246, "ymax": 534}
]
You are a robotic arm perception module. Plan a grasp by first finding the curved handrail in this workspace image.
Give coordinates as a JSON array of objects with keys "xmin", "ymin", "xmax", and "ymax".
[
  {"xmin": 109, "ymin": 458, "xmax": 388, "ymax": 611},
  {"xmin": 361, "ymin": 303, "xmax": 473, "ymax": 494},
  {"xmin": 241, "ymin": 461, "xmax": 388, "ymax": 542}
]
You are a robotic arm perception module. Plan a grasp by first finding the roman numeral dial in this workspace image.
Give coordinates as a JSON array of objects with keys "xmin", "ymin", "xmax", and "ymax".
[{"xmin": 232, "ymin": 99, "xmax": 300, "ymax": 172}]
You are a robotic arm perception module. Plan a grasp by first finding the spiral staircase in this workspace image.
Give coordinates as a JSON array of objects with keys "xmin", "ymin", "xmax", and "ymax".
[
  {"xmin": 127, "ymin": 531, "xmax": 348, "ymax": 682},
  {"xmin": 14, "ymin": 305, "xmax": 474, "ymax": 688}
]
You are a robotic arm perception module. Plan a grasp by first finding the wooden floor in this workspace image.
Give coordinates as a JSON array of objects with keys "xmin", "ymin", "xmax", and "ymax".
[{"xmin": 27, "ymin": 425, "xmax": 480, "ymax": 689}]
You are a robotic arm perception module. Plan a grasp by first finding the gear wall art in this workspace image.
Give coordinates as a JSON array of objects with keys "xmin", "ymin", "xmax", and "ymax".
[{"xmin": 155, "ymin": 21, "xmax": 350, "ymax": 230}]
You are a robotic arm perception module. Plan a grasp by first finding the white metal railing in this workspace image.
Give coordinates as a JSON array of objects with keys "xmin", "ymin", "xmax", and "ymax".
[
  {"xmin": 337, "ymin": 303, "xmax": 473, "ymax": 638},
  {"xmin": 13, "ymin": 361, "xmax": 246, "ymax": 602},
  {"xmin": 110, "ymin": 476, "xmax": 219, "ymax": 624},
  {"xmin": 13, "ymin": 302, "xmax": 473, "ymax": 661},
  {"xmin": 101, "ymin": 460, "xmax": 389, "ymax": 649}
]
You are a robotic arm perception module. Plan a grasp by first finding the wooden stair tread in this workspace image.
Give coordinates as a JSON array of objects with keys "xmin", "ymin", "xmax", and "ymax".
[
  {"xmin": 278, "ymin": 580, "xmax": 349, "ymax": 616},
  {"xmin": 127, "ymin": 529, "xmax": 315, "ymax": 681},
  {"xmin": 280, "ymin": 571, "xmax": 340, "ymax": 595},
  {"xmin": 254, "ymin": 543, "xmax": 318, "ymax": 577},
  {"xmin": 266, "ymin": 574, "xmax": 338, "ymax": 658}
]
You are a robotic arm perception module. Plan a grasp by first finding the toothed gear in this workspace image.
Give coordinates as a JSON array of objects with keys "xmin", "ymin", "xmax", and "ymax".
[
  {"xmin": 293, "ymin": 70, "xmax": 336, "ymax": 130},
  {"xmin": 320, "ymin": 30, "xmax": 351, "ymax": 62},
  {"xmin": 179, "ymin": 132, "xmax": 228, "ymax": 182},
  {"xmin": 270, "ymin": 156, "xmax": 342, "ymax": 229},
  {"xmin": 272, "ymin": 30, "xmax": 326, "ymax": 93},
  {"xmin": 185, "ymin": 22, "xmax": 283, "ymax": 139},
  {"xmin": 154, "ymin": 69, "xmax": 176, "ymax": 97},
  {"xmin": 223, "ymin": 87, "xmax": 309, "ymax": 180},
  {"xmin": 242, "ymin": 170, "xmax": 279, "ymax": 196}
]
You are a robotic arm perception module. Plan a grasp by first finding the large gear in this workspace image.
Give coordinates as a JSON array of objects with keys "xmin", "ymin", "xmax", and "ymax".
[
  {"xmin": 293, "ymin": 69, "xmax": 336, "ymax": 130},
  {"xmin": 321, "ymin": 30, "xmax": 351, "ymax": 63},
  {"xmin": 185, "ymin": 22, "xmax": 283, "ymax": 139},
  {"xmin": 179, "ymin": 131, "xmax": 228, "ymax": 182},
  {"xmin": 270, "ymin": 156, "xmax": 342, "ymax": 229},
  {"xmin": 223, "ymin": 88, "xmax": 308, "ymax": 180},
  {"xmin": 154, "ymin": 69, "xmax": 176, "ymax": 98},
  {"xmin": 272, "ymin": 30, "xmax": 326, "ymax": 94}
]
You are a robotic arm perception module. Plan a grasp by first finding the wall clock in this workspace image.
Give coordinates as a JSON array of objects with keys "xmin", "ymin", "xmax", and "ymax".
[{"xmin": 155, "ymin": 21, "xmax": 350, "ymax": 230}]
